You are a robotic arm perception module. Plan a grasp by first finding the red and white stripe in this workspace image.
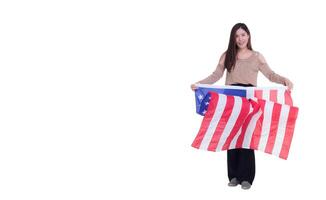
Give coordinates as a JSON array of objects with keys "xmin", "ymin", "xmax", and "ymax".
[
  {"xmin": 192, "ymin": 92, "xmax": 299, "ymax": 159},
  {"xmin": 253, "ymin": 99, "xmax": 298, "ymax": 159},
  {"xmin": 191, "ymin": 92, "xmax": 250, "ymax": 151},
  {"xmin": 248, "ymin": 88, "xmax": 293, "ymax": 106}
]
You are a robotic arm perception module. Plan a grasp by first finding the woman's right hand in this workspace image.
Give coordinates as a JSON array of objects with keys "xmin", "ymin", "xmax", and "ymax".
[{"xmin": 191, "ymin": 84, "xmax": 198, "ymax": 91}]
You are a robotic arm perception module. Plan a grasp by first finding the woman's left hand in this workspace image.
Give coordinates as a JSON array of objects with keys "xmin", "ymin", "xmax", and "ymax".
[{"xmin": 284, "ymin": 78, "xmax": 293, "ymax": 90}]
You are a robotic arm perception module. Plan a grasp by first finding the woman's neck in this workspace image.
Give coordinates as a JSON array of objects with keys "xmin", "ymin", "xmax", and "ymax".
[{"xmin": 238, "ymin": 48, "xmax": 250, "ymax": 54}]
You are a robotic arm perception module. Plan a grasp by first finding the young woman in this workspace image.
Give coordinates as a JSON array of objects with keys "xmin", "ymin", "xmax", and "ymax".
[{"xmin": 190, "ymin": 23, "xmax": 293, "ymax": 190}]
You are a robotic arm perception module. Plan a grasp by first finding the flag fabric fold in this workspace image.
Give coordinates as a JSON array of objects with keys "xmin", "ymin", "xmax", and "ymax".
[{"xmin": 192, "ymin": 84, "xmax": 299, "ymax": 160}]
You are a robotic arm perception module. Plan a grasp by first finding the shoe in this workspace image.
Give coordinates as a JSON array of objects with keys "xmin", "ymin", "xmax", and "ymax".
[
  {"xmin": 241, "ymin": 181, "xmax": 251, "ymax": 190},
  {"xmin": 228, "ymin": 178, "xmax": 239, "ymax": 187}
]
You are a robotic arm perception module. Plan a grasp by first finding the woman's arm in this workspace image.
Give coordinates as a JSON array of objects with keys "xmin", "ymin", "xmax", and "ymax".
[
  {"xmin": 191, "ymin": 53, "xmax": 226, "ymax": 91},
  {"xmin": 197, "ymin": 53, "xmax": 226, "ymax": 84},
  {"xmin": 258, "ymin": 52, "xmax": 293, "ymax": 90}
]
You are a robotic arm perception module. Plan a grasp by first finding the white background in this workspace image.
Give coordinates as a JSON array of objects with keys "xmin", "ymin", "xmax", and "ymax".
[{"xmin": 0, "ymin": 0, "xmax": 325, "ymax": 199}]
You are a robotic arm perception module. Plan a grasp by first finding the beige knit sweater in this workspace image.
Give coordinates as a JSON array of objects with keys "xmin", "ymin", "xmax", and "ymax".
[{"xmin": 197, "ymin": 51, "xmax": 286, "ymax": 86}]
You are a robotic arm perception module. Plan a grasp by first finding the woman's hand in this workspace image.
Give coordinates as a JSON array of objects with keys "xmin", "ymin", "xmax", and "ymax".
[
  {"xmin": 191, "ymin": 84, "xmax": 198, "ymax": 91},
  {"xmin": 284, "ymin": 78, "xmax": 293, "ymax": 90}
]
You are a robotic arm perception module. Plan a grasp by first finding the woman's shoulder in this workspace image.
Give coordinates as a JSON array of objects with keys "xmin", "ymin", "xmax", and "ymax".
[
  {"xmin": 218, "ymin": 52, "xmax": 226, "ymax": 64},
  {"xmin": 252, "ymin": 50, "xmax": 266, "ymax": 63},
  {"xmin": 252, "ymin": 50, "xmax": 261, "ymax": 57}
]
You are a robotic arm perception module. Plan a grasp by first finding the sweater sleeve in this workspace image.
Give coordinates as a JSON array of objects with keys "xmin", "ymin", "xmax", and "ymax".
[
  {"xmin": 197, "ymin": 63, "xmax": 225, "ymax": 84},
  {"xmin": 258, "ymin": 53, "xmax": 286, "ymax": 85},
  {"xmin": 196, "ymin": 53, "xmax": 226, "ymax": 84}
]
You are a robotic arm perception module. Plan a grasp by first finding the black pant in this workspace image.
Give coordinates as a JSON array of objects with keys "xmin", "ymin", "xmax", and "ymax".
[{"xmin": 227, "ymin": 83, "xmax": 255, "ymax": 184}]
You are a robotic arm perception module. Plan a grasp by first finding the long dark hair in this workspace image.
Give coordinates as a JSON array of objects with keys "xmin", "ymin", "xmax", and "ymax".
[{"xmin": 224, "ymin": 23, "xmax": 253, "ymax": 72}]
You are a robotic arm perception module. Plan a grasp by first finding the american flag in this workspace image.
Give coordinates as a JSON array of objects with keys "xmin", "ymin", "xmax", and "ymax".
[{"xmin": 192, "ymin": 84, "xmax": 299, "ymax": 159}]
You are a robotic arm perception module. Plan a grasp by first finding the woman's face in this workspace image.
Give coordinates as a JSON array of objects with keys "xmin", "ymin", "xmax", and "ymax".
[{"xmin": 235, "ymin": 28, "xmax": 250, "ymax": 49}]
